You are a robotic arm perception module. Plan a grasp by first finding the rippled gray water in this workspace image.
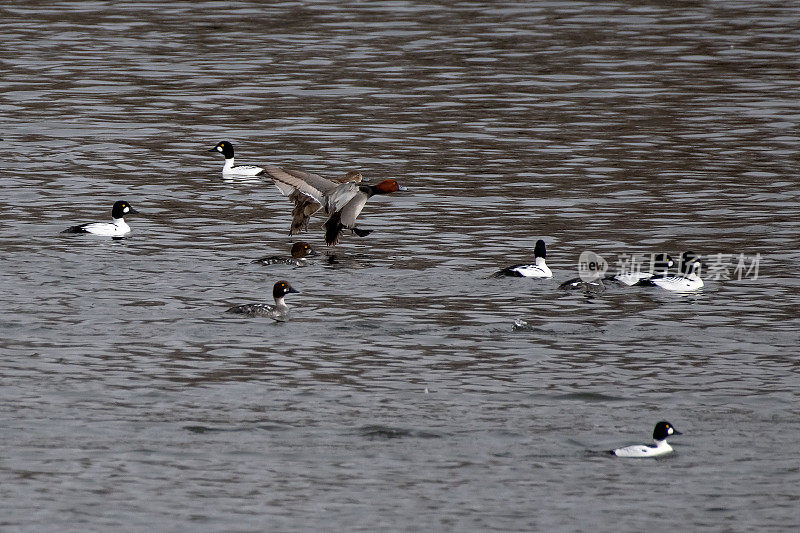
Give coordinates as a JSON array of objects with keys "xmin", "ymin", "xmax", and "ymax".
[{"xmin": 2, "ymin": 1, "xmax": 800, "ymax": 531}]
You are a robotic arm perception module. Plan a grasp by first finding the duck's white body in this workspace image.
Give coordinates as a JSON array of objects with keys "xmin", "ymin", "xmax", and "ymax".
[
  {"xmin": 611, "ymin": 439, "xmax": 673, "ymax": 458},
  {"xmin": 507, "ymin": 257, "xmax": 552, "ymax": 278},
  {"xmin": 222, "ymin": 157, "xmax": 264, "ymax": 177},
  {"xmin": 75, "ymin": 219, "xmax": 131, "ymax": 237}
]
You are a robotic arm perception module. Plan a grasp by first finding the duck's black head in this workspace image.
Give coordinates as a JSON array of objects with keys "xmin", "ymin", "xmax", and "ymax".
[
  {"xmin": 111, "ymin": 200, "xmax": 138, "ymax": 219},
  {"xmin": 534, "ymin": 239, "xmax": 547, "ymax": 259},
  {"xmin": 210, "ymin": 141, "xmax": 235, "ymax": 159},
  {"xmin": 678, "ymin": 251, "xmax": 701, "ymax": 274},
  {"xmin": 273, "ymin": 280, "xmax": 300, "ymax": 299},
  {"xmin": 652, "ymin": 253, "xmax": 674, "ymax": 270},
  {"xmin": 653, "ymin": 421, "xmax": 681, "ymax": 441}
]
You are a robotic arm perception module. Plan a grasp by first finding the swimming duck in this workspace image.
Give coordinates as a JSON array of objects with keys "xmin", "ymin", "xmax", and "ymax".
[
  {"xmin": 62, "ymin": 200, "xmax": 139, "ymax": 237},
  {"xmin": 286, "ymin": 171, "xmax": 363, "ymax": 235},
  {"xmin": 494, "ymin": 239, "xmax": 553, "ymax": 278},
  {"xmin": 209, "ymin": 141, "xmax": 264, "ymax": 177},
  {"xmin": 636, "ymin": 251, "xmax": 703, "ymax": 292},
  {"xmin": 264, "ymin": 166, "xmax": 406, "ymax": 245},
  {"xmin": 609, "ymin": 421, "xmax": 682, "ymax": 457},
  {"xmin": 226, "ymin": 281, "xmax": 299, "ymax": 321},
  {"xmin": 252, "ymin": 242, "xmax": 318, "ymax": 266}
]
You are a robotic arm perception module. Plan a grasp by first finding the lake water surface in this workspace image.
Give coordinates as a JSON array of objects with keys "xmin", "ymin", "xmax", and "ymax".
[{"xmin": 2, "ymin": 1, "xmax": 799, "ymax": 531}]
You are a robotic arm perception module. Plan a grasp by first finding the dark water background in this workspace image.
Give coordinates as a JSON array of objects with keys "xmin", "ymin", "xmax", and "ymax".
[{"xmin": 2, "ymin": 1, "xmax": 799, "ymax": 531}]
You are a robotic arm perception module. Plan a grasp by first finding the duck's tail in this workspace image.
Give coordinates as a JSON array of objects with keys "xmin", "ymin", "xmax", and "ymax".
[{"xmin": 62, "ymin": 224, "xmax": 88, "ymax": 234}]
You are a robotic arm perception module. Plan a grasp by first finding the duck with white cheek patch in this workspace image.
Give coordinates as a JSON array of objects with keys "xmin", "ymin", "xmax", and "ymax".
[
  {"xmin": 209, "ymin": 140, "xmax": 265, "ymax": 177},
  {"xmin": 62, "ymin": 200, "xmax": 139, "ymax": 237},
  {"xmin": 609, "ymin": 421, "xmax": 682, "ymax": 458}
]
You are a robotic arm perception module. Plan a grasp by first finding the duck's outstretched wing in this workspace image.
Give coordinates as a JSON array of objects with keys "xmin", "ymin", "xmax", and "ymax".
[
  {"xmin": 264, "ymin": 166, "xmax": 337, "ymax": 203},
  {"xmin": 324, "ymin": 182, "xmax": 361, "ymax": 215},
  {"xmin": 288, "ymin": 190, "xmax": 321, "ymax": 234},
  {"xmin": 337, "ymin": 191, "xmax": 370, "ymax": 229}
]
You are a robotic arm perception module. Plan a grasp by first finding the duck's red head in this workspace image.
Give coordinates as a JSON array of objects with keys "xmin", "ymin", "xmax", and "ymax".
[{"xmin": 374, "ymin": 179, "xmax": 404, "ymax": 193}]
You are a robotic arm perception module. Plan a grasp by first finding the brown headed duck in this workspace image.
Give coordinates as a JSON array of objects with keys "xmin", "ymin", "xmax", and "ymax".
[
  {"xmin": 251, "ymin": 241, "xmax": 319, "ymax": 266},
  {"xmin": 265, "ymin": 167, "xmax": 406, "ymax": 246}
]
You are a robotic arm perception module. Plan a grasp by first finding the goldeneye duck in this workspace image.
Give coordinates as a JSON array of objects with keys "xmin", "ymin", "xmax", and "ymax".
[
  {"xmin": 226, "ymin": 280, "xmax": 299, "ymax": 322},
  {"xmin": 636, "ymin": 251, "xmax": 703, "ymax": 292},
  {"xmin": 252, "ymin": 241, "xmax": 319, "ymax": 266},
  {"xmin": 285, "ymin": 170, "xmax": 363, "ymax": 235},
  {"xmin": 609, "ymin": 421, "xmax": 682, "ymax": 458},
  {"xmin": 494, "ymin": 239, "xmax": 553, "ymax": 278},
  {"xmin": 62, "ymin": 200, "xmax": 139, "ymax": 237},
  {"xmin": 265, "ymin": 166, "xmax": 406, "ymax": 245},
  {"xmin": 209, "ymin": 140, "xmax": 265, "ymax": 177}
]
